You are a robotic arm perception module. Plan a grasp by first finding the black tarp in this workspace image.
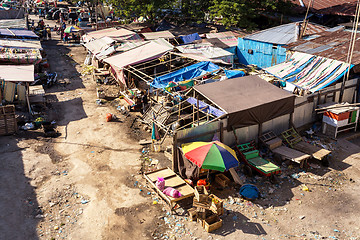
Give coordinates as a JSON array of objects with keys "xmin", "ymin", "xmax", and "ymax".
[{"xmin": 193, "ymin": 75, "xmax": 296, "ymax": 131}]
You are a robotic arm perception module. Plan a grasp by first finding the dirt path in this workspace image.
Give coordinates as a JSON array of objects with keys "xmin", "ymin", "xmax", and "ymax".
[
  {"xmin": 0, "ymin": 18, "xmax": 164, "ymax": 240},
  {"xmin": 1, "ymin": 16, "xmax": 360, "ymax": 240}
]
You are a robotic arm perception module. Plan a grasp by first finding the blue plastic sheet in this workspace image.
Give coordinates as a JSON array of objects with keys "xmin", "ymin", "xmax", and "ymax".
[
  {"xmin": 239, "ymin": 184, "xmax": 259, "ymax": 200},
  {"xmin": 225, "ymin": 70, "xmax": 245, "ymax": 79},
  {"xmin": 150, "ymin": 61, "xmax": 220, "ymax": 89},
  {"xmin": 186, "ymin": 97, "xmax": 226, "ymax": 117},
  {"xmin": 180, "ymin": 33, "xmax": 201, "ymax": 44}
]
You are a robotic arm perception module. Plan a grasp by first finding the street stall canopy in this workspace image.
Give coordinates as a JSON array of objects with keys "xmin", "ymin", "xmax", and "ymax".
[
  {"xmin": 177, "ymin": 44, "xmax": 234, "ymax": 64},
  {"xmin": 265, "ymin": 52, "xmax": 352, "ymax": 93},
  {"xmin": 205, "ymin": 31, "xmax": 239, "ymax": 47},
  {"xmin": 150, "ymin": 61, "xmax": 220, "ymax": 89},
  {"xmin": 180, "ymin": 33, "xmax": 201, "ymax": 44},
  {"xmin": 141, "ymin": 31, "xmax": 175, "ymax": 40},
  {"xmin": 193, "ymin": 75, "xmax": 296, "ymax": 130},
  {"xmin": 0, "ymin": 65, "xmax": 34, "ymax": 82},
  {"xmin": 104, "ymin": 41, "xmax": 173, "ymax": 69},
  {"xmin": 84, "ymin": 36, "xmax": 114, "ymax": 55},
  {"xmin": 0, "ymin": 28, "xmax": 39, "ymax": 39},
  {"xmin": 0, "ymin": 38, "xmax": 42, "ymax": 49},
  {"xmin": 82, "ymin": 27, "xmax": 141, "ymax": 43}
]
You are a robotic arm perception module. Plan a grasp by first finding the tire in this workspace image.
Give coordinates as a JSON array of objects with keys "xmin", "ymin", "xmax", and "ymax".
[{"xmin": 243, "ymin": 165, "xmax": 253, "ymax": 177}]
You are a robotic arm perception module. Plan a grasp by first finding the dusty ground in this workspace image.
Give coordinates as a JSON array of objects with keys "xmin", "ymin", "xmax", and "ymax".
[{"xmin": 1, "ymin": 17, "xmax": 360, "ymax": 240}]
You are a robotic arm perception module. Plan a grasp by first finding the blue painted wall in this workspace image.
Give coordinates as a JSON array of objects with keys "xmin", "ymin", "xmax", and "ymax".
[{"xmin": 237, "ymin": 38, "xmax": 287, "ymax": 69}]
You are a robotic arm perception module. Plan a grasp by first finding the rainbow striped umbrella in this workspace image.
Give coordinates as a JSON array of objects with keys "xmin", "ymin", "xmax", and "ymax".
[
  {"xmin": 64, "ymin": 25, "xmax": 82, "ymax": 33},
  {"xmin": 182, "ymin": 141, "xmax": 239, "ymax": 172}
]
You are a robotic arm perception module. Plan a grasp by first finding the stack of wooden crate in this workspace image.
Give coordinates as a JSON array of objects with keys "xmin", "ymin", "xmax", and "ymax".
[
  {"xmin": 0, "ymin": 105, "xmax": 17, "ymax": 136},
  {"xmin": 188, "ymin": 186, "xmax": 223, "ymax": 232}
]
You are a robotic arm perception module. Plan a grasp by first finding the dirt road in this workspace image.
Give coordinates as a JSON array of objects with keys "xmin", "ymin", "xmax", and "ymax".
[{"xmin": 1, "ymin": 17, "xmax": 360, "ymax": 240}]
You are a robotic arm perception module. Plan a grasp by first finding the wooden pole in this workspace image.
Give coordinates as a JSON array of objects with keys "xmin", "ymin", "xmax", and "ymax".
[
  {"xmin": 197, "ymin": 94, "xmax": 200, "ymax": 126},
  {"xmin": 340, "ymin": 0, "xmax": 360, "ymax": 102}
]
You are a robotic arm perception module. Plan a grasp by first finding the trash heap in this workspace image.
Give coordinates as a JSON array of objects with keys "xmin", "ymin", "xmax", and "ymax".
[{"xmin": 188, "ymin": 186, "xmax": 224, "ymax": 232}]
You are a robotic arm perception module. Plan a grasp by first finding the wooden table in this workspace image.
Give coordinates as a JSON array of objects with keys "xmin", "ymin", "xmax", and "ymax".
[{"xmin": 144, "ymin": 167, "xmax": 194, "ymax": 211}]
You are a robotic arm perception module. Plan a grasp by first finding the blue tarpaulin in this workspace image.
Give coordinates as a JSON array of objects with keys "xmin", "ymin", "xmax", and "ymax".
[
  {"xmin": 180, "ymin": 33, "xmax": 201, "ymax": 44},
  {"xmin": 150, "ymin": 61, "xmax": 220, "ymax": 89},
  {"xmin": 186, "ymin": 97, "xmax": 226, "ymax": 117},
  {"xmin": 224, "ymin": 70, "xmax": 245, "ymax": 79}
]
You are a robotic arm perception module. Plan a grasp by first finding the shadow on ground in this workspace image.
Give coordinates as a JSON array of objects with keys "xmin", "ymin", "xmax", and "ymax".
[{"xmin": 0, "ymin": 136, "xmax": 40, "ymax": 239}]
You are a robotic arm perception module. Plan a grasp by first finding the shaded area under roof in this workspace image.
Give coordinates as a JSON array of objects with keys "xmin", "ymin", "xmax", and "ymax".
[
  {"xmin": 193, "ymin": 75, "xmax": 295, "ymax": 130},
  {"xmin": 0, "ymin": 65, "xmax": 34, "ymax": 82}
]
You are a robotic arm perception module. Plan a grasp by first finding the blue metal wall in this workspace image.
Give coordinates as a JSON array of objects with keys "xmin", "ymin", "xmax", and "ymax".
[{"xmin": 236, "ymin": 38, "xmax": 287, "ymax": 69}]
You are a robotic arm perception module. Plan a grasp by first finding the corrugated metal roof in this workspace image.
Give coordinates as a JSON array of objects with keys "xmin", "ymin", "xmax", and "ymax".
[
  {"xmin": 291, "ymin": 0, "xmax": 357, "ymax": 16},
  {"xmin": 244, "ymin": 22, "xmax": 327, "ymax": 45},
  {"xmin": 285, "ymin": 29, "xmax": 360, "ymax": 65}
]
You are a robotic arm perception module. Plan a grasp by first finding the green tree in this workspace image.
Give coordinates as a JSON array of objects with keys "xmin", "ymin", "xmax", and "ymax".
[
  {"xmin": 110, "ymin": 0, "xmax": 172, "ymax": 23},
  {"xmin": 209, "ymin": 0, "xmax": 293, "ymax": 29}
]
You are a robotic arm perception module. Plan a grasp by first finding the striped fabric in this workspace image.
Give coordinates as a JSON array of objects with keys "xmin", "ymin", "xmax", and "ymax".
[{"xmin": 265, "ymin": 52, "xmax": 352, "ymax": 93}]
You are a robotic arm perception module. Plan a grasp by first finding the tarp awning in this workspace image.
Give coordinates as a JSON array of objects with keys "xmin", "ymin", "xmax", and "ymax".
[
  {"xmin": 84, "ymin": 36, "xmax": 114, "ymax": 54},
  {"xmin": 180, "ymin": 33, "xmax": 201, "ymax": 44},
  {"xmin": 0, "ymin": 28, "xmax": 39, "ymax": 38},
  {"xmin": 141, "ymin": 31, "xmax": 175, "ymax": 40},
  {"xmin": 82, "ymin": 27, "xmax": 140, "ymax": 43},
  {"xmin": 104, "ymin": 41, "xmax": 173, "ymax": 69},
  {"xmin": 265, "ymin": 52, "xmax": 352, "ymax": 93},
  {"xmin": 193, "ymin": 75, "xmax": 295, "ymax": 130},
  {"xmin": 150, "ymin": 61, "xmax": 220, "ymax": 89},
  {"xmin": 186, "ymin": 97, "xmax": 226, "ymax": 117},
  {"xmin": 0, "ymin": 65, "xmax": 34, "ymax": 82},
  {"xmin": 224, "ymin": 69, "xmax": 245, "ymax": 79}
]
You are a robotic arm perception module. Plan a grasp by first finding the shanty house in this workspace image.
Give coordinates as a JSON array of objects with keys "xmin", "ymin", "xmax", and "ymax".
[{"xmin": 237, "ymin": 22, "xmax": 327, "ymax": 68}]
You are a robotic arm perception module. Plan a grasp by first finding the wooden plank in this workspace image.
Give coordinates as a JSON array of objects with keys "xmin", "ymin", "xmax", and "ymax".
[
  {"xmin": 146, "ymin": 168, "xmax": 176, "ymax": 182},
  {"xmin": 229, "ymin": 168, "xmax": 243, "ymax": 185},
  {"xmin": 144, "ymin": 167, "xmax": 194, "ymax": 205},
  {"xmin": 294, "ymin": 142, "xmax": 331, "ymax": 160},
  {"xmin": 273, "ymin": 146, "xmax": 311, "ymax": 163}
]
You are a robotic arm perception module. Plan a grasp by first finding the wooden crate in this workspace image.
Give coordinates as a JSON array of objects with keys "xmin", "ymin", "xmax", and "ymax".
[
  {"xmin": 203, "ymin": 214, "xmax": 223, "ymax": 233},
  {"xmin": 194, "ymin": 185, "xmax": 209, "ymax": 202},
  {"xmin": 188, "ymin": 208, "xmax": 198, "ymax": 221},
  {"xmin": 193, "ymin": 198, "xmax": 211, "ymax": 210},
  {"xmin": 0, "ymin": 105, "xmax": 17, "ymax": 136},
  {"xmin": 209, "ymin": 194, "xmax": 224, "ymax": 216},
  {"xmin": 215, "ymin": 174, "xmax": 231, "ymax": 188},
  {"xmin": 266, "ymin": 137, "xmax": 283, "ymax": 150}
]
